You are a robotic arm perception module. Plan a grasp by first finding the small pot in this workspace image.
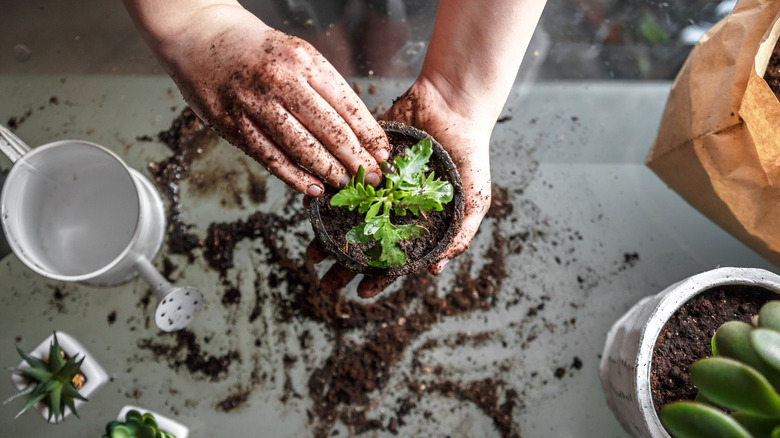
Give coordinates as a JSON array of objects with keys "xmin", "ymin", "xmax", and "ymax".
[
  {"xmin": 308, "ymin": 121, "xmax": 464, "ymax": 279},
  {"xmin": 11, "ymin": 331, "xmax": 108, "ymax": 423},
  {"xmin": 599, "ymin": 267, "xmax": 780, "ymax": 437},
  {"xmin": 114, "ymin": 405, "xmax": 189, "ymax": 438}
]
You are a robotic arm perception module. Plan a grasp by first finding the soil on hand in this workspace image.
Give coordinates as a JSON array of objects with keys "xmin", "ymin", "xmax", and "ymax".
[{"xmin": 651, "ymin": 284, "xmax": 778, "ymax": 413}]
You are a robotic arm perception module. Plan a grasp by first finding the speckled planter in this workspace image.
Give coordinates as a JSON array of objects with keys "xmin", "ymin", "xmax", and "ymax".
[
  {"xmin": 599, "ymin": 267, "xmax": 780, "ymax": 437},
  {"xmin": 308, "ymin": 121, "xmax": 464, "ymax": 279},
  {"xmin": 11, "ymin": 331, "xmax": 108, "ymax": 423},
  {"xmin": 114, "ymin": 405, "xmax": 189, "ymax": 438}
]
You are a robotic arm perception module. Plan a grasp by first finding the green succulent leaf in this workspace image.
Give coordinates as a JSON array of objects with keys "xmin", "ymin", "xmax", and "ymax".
[
  {"xmin": 329, "ymin": 137, "xmax": 453, "ymax": 269},
  {"xmin": 759, "ymin": 301, "xmax": 780, "ymax": 332},
  {"xmin": 16, "ymin": 392, "xmax": 47, "ymax": 419},
  {"xmin": 714, "ymin": 321, "xmax": 780, "ymax": 388},
  {"xmin": 661, "ymin": 401, "xmax": 752, "ymax": 438},
  {"xmin": 15, "ymin": 346, "xmax": 46, "ymax": 370},
  {"xmin": 751, "ymin": 328, "xmax": 780, "ymax": 373},
  {"xmin": 691, "ymin": 357, "xmax": 780, "ymax": 417},
  {"xmin": 732, "ymin": 412, "xmax": 780, "ymax": 437},
  {"xmin": 8, "ymin": 333, "xmax": 86, "ymax": 422}
]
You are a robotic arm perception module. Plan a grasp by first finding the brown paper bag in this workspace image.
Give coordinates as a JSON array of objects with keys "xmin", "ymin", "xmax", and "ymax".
[{"xmin": 647, "ymin": 0, "xmax": 780, "ymax": 265}]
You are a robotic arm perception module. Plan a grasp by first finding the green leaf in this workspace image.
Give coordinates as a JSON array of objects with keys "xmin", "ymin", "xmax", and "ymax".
[
  {"xmin": 365, "ymin": 201, "xmax": 382, "ymax": 222},
  {"xmin": 345, "ymin": 223, "xmax": 373, "ymax": 244},
  {"xmin": 760, "ymin": 301, "xmax": 780, "ymax": 332},
  {"xmin": 752, "ymin": 328, "xmax": 780, "ymax": 373},
  {"xmin": 714, "ymin": 321, "xmax": 780, "ymax": 389},
  {"xmin": 661, "ymin": 401, "xmax": 753, "ymax": 438},
  {"xmin": 18, "ymin": 365, "xmax": 53, "ymax": 383},
  {"xmin": 387, "ymin": 138, "xmax": 432, "ymax": 187},
  {"xmin": 16, "ymin": 346, "xmax": 46, "ymax": 370},
  {"xmin": 732, "ymin": 412, "xmax": 780, "ymax": 437},
  {"xmin": 48, "ymin": 334, "xmax": 65, "ymax": 371},
  {"xmin": 395, "ymin": 224, "xmax": 427, "ymax": 240},
  {"xmin": 639, "ymin": 12, "xmax": 670, "ymax": 46},
  {"xmin": 330, "ymin": 185, "xmax": 363, "ymax": 209},
  {"xmin": 691, "ymin": 357, "xmax": 780, "ymax": 417},
  {"xmin": 16, "ymin": 392, "xmax": 46, "ymax": 419}
]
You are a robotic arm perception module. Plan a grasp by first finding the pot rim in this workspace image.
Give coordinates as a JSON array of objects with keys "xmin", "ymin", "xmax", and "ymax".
[
  {"xmin": 308, "ymin": 121, "xmax": 465, "ymax": 278},
  {"xmin": 634, "ymin": 267, "xmax": 780, "ymax": 437}
]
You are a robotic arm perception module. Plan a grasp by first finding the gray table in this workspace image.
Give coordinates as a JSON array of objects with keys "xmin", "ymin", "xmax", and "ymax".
[{"xmin": 0, "ymin": 75, "xmax": 773, "ymax": 437}]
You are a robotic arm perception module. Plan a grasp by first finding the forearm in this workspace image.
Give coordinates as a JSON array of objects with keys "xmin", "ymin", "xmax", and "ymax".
[
  {"xmin": 421, "ymin": 0, "xmax": 546, "ymax": 125},
  {"xmin": 121, "ymin": 0, "xmax": 255, "ymax": 74}
]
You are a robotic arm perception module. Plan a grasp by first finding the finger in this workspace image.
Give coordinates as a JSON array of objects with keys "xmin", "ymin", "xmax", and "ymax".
[
  {"xmin": 430, "ymin": 186, "xmax": 491, "ymax": 274},
  {"xmin": 305, "ymin": 239, "xmax": 328, "ymax": 264},
  {"xmin": 244, "ymin": 97, "xmax": 350, "ymax": 188},
  {"xmin": 357, "ymin": 275, "xmax": 395, "ymax": 299},
  {"xmin": 320, "ymin": 263, "xmax": 357, "ymax": 293},
  {"xmin": 236, "ymin": 115, "xmax": 325, "ymax": 196},
  {"xmin": 307, "ymin": 62, "xmax": 390, "ymax": 163},
  {"xmin": 279, "ymin": 81, "xmax": 384, "ymax": 186}
]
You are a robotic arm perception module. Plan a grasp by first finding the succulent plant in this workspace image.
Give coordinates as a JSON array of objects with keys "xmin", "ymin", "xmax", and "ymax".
[
  {"xmin": 661, "ymin": 300, "xmax": 780, "ymax": 438},
  {"xmin": 102, "ymin": 409, "xmax": 176, "ymax": 438},
  {"xmin": 4, "ymin": 332, "xmax": 87, "ymax": 422}
]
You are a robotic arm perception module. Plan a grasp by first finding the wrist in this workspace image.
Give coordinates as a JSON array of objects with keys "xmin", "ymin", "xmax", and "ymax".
[{"xmin": 123, "ymin": 0, "xmax": 251, "ymax": 73}]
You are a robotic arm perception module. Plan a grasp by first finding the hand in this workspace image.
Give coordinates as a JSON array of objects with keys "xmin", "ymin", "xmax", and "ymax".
[
  {"xmin": 138, "ymin": 3, "xmax": 389, "ymax": 196},
  {"xmin": 382, "ymin": 77, "xmax": 493, "ymax": 275},
  {"xmin": 304, "ymin": 76, "xmax": 494, "ymax": 299}
]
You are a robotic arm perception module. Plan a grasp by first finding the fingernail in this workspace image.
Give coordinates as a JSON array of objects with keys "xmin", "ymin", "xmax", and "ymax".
[
  {"xmin": 365, "ymin": 172, "xmax": 380, "ymax": 186},
  {"xmin": 434, "ymin": 258, "xmax": 450, "ymax": 274},
  {"xmin": 307, "ymin": 185, "xmax": 323, "ymax": 196},
  {"xmin": 376, "ymin": 148, "xmax": 389, "ymax": 161},
  {"xmin": 340, "ymin": 175, "xmax": 351, "ymax": 186}
]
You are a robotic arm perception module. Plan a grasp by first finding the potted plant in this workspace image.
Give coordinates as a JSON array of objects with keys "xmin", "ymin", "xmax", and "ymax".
[
  {"xmin": 102, "ymin": 406, "xmax": 188, "ymax": 438},
  {"xmin": 599, "ymin": 267, "xmax": 780, "ymax": 438},
  {"xmin": 308, "ymin": 121, "xmax": 464, "ymax": 279},
  {"xmin": 660, "ymin": 300, "xmax": 780, "ymax": 437},
  {"xmin": 5, "ymin": 331, "xmax": 108, "ymax": 423}
]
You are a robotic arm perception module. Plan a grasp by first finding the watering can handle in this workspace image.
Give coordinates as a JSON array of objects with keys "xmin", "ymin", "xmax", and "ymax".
[{"xmin": 0, "ymin": 124, "xmax": 30, "ymax": 163}]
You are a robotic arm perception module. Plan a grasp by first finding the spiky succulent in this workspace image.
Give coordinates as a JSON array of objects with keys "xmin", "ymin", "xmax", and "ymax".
[
  {"xmin": 4, "ymin": 332, "xmax": 87, "ymax": 422},
  {"xmin": 661, "ymin": 300, "xmax": 780, "ymax": 438},
  {"xmin": 102, "ymin": 409, "xmax": 176, "ymax": 438}
]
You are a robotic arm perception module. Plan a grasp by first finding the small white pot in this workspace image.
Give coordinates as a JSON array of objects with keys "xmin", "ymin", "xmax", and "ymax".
[
  {"xmin": 599, "ymin": 267, "xmax": 780, "ymax": 437},
  {"xmin": 11, "ymin": 331, "xmax": 108, "ymax": 423},
  {"xmin": 115, "ymin": 405, "xmax": 189, "ymax": 438}
]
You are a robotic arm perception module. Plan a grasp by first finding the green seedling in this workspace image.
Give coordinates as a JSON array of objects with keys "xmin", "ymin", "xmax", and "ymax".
[
  {"xmin": 661, "ymin": 300, "xmax": 780, "ymax": 438},
  {"xmin": 102, "ymin": 409, "xmax": 176, "ymax": 438},
  {"xmin": 4, "ymin": 332, "xmax": 87, "ymax": 423},
  {"xmin": 330, "ymin": 137, "xmax": 453, "ymax": 269}
]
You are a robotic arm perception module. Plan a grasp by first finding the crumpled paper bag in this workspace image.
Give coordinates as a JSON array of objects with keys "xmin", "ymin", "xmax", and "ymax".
[{"xmin": 647, "ymin": 0, "xmax": 780, "ymax": 265}]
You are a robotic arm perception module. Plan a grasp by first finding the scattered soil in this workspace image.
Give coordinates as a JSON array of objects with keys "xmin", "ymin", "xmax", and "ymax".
[
  {"xmin": 137, "ymin": 329, "xmax": 239, "ymax": 382},
  {"xmin": 765, "ymin": 37, "xmax": 780, "ymax": 101},
  {"xmin": 131, "ymin": 108, "xmax": 606, "ymax": 437},
  {"xmin": 650, "ymin": 284, "xmax": 778, "ymax": 413},
  {"xmin": 148, "ymin": 108, "xmax": 219, "ymax": 260}
]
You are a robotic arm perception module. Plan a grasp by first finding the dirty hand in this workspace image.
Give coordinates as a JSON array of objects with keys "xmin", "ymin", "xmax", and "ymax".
[
  {"xmin": 382, "ymin": 78, "xmax": 493, "ymax": 275},
  {"xmin": 304, "ymin": 76, "xmax": 494, "ymax": 299},
  {"xmin": 124, "ymin": 1, "xmax": 389, "ymax": 196}
]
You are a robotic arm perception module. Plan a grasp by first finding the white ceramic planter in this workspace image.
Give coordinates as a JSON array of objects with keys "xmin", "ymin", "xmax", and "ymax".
[
  {"xmin": 115, "ymin": 405, "xmax": 189, "ymax": 438},
  {"xmin": 11, "ymin": 331, "xmax": 108, "ymax": 423},
  {"xmin": 599, "ymin": 267, "xmax": 780, "ymax": 437}
]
